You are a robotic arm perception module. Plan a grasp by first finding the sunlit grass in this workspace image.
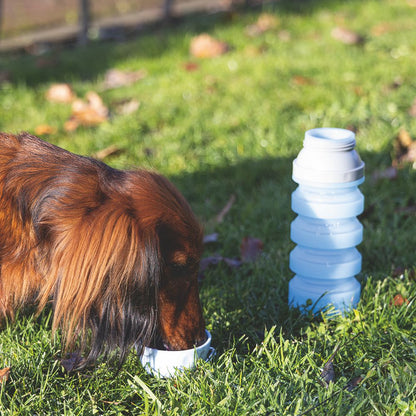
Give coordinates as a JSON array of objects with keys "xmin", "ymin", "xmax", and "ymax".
[{"xmin": 0, "ymin": 0, "xmax": 416, "ymax": 414}]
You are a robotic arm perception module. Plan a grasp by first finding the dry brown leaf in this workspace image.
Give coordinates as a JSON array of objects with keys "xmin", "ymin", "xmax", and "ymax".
[
  {"xmin": 240, "ymin": 236, "xmax": 263, "ymax": 263},
  {"xmin": 393, "ymin": 129, "xmax": 416, "ymax": 167},
  {"xmin": 391, "ymin": 294, "xmax": 409, "ymax": 307},
  {"xmin": 190, "ymin": 34, "xmax": 229, "ymax": 58},
  {"xmin": 346, "ymin": 375, "xmax": 363, "ymax": 391},
  {"xmin": 183, "ymin": 62, "xmax": 200, "ymax": 72},
  {"xmin": 321, "ymin": 360, "xmax": 336, "ymax": 387},
  {"xmin": 92, "ymin": 145, "xmax": 123, "ymax": 161},
  {"xmin": 115, "ymin": 99, "xmax": 140, "ymax": 115},
  {"xmin": 0, "ymin": 367, "xmax": 10, "ymax": 384},
  {"xmin": 68, "ymin": 91, "xmax": 109, "ymax": 129},
  {"xmin": 331, "ymin": 27, "xmax": 364, "ymax": 45},
  {"xmin": 46, "ymin": 83, "xmax": 76, "ymax": 103},
  {"xmin": 64, "ymin": 119, "xmax": 80, "ymax": 132},
  {"xmin": 102, "ymin": 68, "xmax": 147, "ymax": 90},
  {"xmin": 392, "ymin": 267, "xmax": 416, "ymax": 280},
  {"xmin": 292, "ymin": 75, "xmax": 314, "ymax": 86},
  {"xmin": 61, "ymin": 352, "xmax": 83, "ymax": 372},
  {"xmin": 246, "ymin": 13, "xmax": 279, "ymax": 37},
  {"xmin": 35, "ymin": 124, "xmax": 57, "ymax": 136},
  {"xmin": 198, "ymin": 255, "xmax": 242, "ymax": 281},
  {"xmin": 397, "ymin": 129, "xmax": 413, "ymax": 147}
]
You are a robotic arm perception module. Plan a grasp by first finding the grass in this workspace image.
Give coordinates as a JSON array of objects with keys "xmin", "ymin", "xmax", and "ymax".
[{"xmin": 1, "ymin": 0, "xmax": 416, "ymax": 414}]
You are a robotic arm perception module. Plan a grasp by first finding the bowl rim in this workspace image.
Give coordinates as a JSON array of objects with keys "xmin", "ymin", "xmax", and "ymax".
[{"xmin": 142, "ymin": 329, "xmax": 212, "ymax": 355}]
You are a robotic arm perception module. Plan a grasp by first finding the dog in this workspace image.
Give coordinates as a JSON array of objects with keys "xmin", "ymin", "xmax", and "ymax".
[{"xmin": 0, "ymin": 132, "xmax": 206, "ymax": 369}]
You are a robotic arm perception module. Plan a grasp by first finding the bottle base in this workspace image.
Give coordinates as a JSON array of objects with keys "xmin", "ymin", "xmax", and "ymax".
[{"xmin": 288, "ymin": 275, "xmax": 361, "ymax": 315}]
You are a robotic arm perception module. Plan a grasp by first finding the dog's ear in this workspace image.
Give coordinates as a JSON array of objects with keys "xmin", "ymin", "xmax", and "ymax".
[{"xmin": 36, "ymin": 208, "xmax": 162, "ymax": 368}]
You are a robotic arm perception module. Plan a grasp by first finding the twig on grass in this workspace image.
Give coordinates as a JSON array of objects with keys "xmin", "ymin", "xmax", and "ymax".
[{"xmin": 215, "ymin": 194, "xmax": 236, "ymax": 223}]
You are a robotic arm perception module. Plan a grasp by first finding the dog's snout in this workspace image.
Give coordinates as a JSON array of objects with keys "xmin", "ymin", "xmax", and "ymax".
[{"xmin": 158, "ymin": 276, "xmax": 205, "ymax": 351}]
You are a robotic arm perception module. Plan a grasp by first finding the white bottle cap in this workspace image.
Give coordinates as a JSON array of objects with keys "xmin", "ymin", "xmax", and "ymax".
[{"xmin": 293, "ymin": 128, "xmax": 365, "ymax": 186}]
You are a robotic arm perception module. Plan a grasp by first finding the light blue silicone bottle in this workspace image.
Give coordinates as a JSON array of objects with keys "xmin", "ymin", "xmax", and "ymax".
[{"xmin": 288, "ymin": 128, "xmax": 365, "ymax": 314}]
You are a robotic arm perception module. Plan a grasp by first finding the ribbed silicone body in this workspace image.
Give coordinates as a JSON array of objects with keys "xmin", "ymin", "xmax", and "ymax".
[{"xmin": 288, "ymin": 128, "xmax": 364, "ymax": 314}]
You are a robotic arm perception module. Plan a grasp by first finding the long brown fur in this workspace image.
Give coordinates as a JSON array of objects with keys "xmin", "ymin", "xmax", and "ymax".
[{"xmin": 0, "ymin": 132, "xmax": 205, "ymax": 369}]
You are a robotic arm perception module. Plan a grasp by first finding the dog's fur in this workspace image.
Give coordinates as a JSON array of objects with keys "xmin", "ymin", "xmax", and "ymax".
[{"xmin": 0, "ymin": 132, "xmax": 205, "ymax": 369}]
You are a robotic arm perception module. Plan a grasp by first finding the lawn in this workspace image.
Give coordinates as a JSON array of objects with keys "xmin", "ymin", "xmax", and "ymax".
[{"xmin": 0, "ymin": 0, "xmax": 415, "ymax": 414}]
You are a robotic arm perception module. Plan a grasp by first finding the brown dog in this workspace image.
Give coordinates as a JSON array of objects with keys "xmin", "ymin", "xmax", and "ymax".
[{"xmin": 0, "ymin": 132, "xmax": 205, "ymax": 369}]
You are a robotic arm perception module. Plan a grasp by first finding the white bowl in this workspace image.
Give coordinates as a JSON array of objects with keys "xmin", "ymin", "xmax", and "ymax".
[{"xmin": 140, "ymin": 330, "xmax": 214, "ymax": 378}]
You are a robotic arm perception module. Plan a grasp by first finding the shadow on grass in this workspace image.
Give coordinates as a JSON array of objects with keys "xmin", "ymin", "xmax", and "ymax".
[{"xmin": 167, "ymin": 149, "xmax": 416, "ymax": 352}]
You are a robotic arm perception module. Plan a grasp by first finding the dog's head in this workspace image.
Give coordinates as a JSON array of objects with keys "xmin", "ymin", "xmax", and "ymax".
[{"xmin": 115, "ymin": 170, "xmax": 206, "ymax": 354}]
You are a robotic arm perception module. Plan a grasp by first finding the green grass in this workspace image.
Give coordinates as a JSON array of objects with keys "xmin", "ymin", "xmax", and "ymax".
[{"xmin": 1, "ymin": 0, "xmax": 416, "ymax": 414}]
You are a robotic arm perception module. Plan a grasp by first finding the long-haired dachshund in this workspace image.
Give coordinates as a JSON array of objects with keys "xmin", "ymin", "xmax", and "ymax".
[{"xmin": 0, "ymin": 132, "xmax": 206, "ymax": 369}]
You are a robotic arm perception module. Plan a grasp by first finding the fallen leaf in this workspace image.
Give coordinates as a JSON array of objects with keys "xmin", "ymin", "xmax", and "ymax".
[
  {"xmin": 61, "ymin": 352, "xmax": 83, "ymax": 372},
  {"xmin": 245, "ymin": 13, "xmax": 279, "ymax": 37},
  {"xmin": 114, "ymin": 98, "xmax": 140, "ymax": 115},
  {"xmin": 292, "ymin": 75, "xmax": 314, "ymax": 86},
  {"xmin": 68, "ymin": 91, "xmax": 109, "ymax": 129},
  {"xmin": 391, "ymin": 294, "xmax": 409, "ymax": 307},
  {"xmin": 198, "ymin": 255, "xmax": 242, "ymax": 281},
  {"xmin": 393, "ymin": 129, "xmax": 416, "ymax": 167},
  {"xmin": 392, "ymin": 266, "xmax": 406, "ymax": 278},
  {"xmin": 64, "ymin": 119, "xmax": 80, "ymax": 132},
  {"xmin": 0, "ymin": 367, "xmax": 10, "ymax": 384},
  {"xmin": 240, "ymin": 236, "xmax": 263, "ymax": 263},
  {"xmin": 396, "ymin": 128, "xmax": 413, "ymax": 147},
  {"xmin": 346, "ymin": 375, "xmax": 363, "ymax": 391},
  {"xmin": 331, "ymin": 27, "xmax": 364, "ymax": 45},
  {"xmin": 321, "ymin": 360, "xmax": 336, "ymax": 387},
  {"xmin": 190, "ymin": 34, "xmax": 229, "ymax": 58},
  {"xmin": 392, "ymin": 266, "xmax": 416, "ymax": 280},
  {"xmin": 91, "ymin": 145, "xmax": 123, "ymax": 161},
  {"xmin": 102, "ymin": 68, "xmax": 146, "ymax": 90},
  {"xmin": 183, "ymin": 62, "xmax": 199, "ymax": 72},
  {"xmin": 215, "ymin": 194, "xmax": 236, "ymax": 223},
  {"xmin": 46, "ymin": 83, "xmax": 76, "ymax": 103},
  {"xmin": 320, "ymin": 342, "xmax": 341, "ymax": 387},
  {"xmin": 35, "ymin": 124, "xmax": 57, "ymax": 136}
]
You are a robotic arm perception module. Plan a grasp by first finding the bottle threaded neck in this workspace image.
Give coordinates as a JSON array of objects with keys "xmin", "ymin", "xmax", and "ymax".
[{"xmin": 304, "ymin": 128, "xmax": 356, "ymax": 152}]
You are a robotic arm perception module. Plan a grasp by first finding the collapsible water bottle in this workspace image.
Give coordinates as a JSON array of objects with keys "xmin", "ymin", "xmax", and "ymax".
[{"xmin": 288, "ymin": 128, "xmax": 365, "ymax": 314}]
